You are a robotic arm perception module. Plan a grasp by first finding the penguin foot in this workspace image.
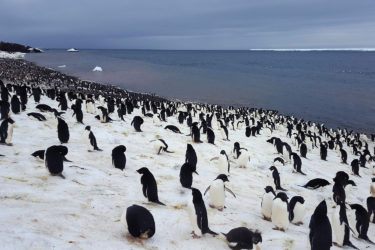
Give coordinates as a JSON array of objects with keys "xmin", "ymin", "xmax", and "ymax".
[
  {"xmin": 191, "ymin": 231, "xmax": 201, "ymax": 239},
  {"xmin": 218, "ymin": 208, "xmax": 223, "ymax": 212},
  {"xmin": 6, "ymin": 143, "xmax": 13, "ymax": 146},
  {"xmin": 209, "ymin": 205, "xmax": 216, "ymax": 209},
  {"xmin": 263, "ymin": 216, "xmax": 271, "ymax": 221}
]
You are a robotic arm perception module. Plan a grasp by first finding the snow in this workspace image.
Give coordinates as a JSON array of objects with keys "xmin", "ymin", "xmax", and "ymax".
[
  {"xmin": 92, "ymin": 66, "xmax": 103, "ymax": 72},
  {"xmin": 67, "ymin": 48, "xmax": 79, "ymax": 52},
  {"xmin": 0, "ymin": 51, "xmax": 25, "ymax": 59},
  {"xmin": 58, "ymin": 65, "xmax": 66, "ymax": 68},
  {"xmin": 0, "ymin": 92, "xmax": 374, "ymax": 250}
]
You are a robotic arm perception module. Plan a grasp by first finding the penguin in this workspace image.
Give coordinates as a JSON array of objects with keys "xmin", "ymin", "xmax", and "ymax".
[
  {"xmin": 332, "ymin": 201, "xmax": 358, "ymax": 249},
  {"xmin": 191, "ymin": 123, "xmax": 202, "ymax": 143},
  {"xmin": 340, "ymin": 148, "xmax": 348, "ymax": 164},
  {"xmin": 300, "ymin": 178, "xmax": 330, "ymax": 189},
  {"xmin": 220, "ymin": 124, "xmax": 229, "ymax": 141},
  {"xmin": 233, "ymin": 142, "xmax": 250, "ymax": 168},
  {"xmin": 137, "ymin": 167, "xmax": 165, "ymax": 205},
  {"xmin": 27, "ymin": 112, "xmax": 46, "ymax": 121},
  {"xmin": 351, "ymin": 159, "xmax": 360, "ymax": 177},
  {"xmin": 10, "ymin": 95, "xmax": 20, "ymax": 114},
  {"xmin": 120, "ymin": 204, "xmax": 155, "ymax": 239},
  {"xmin": 45, "ymin": 145, "xmax": 68, "ymax": 179},
  {"xmin": 187, "ymin": 188, "xmax": 218, "ymax": 238},
  {"xmin": 71, "ymin": 104, "xmax": 84, "ymax": 124},
  {"xmin": 273, "ymin": 157, "xmax": 285, "ymax": 167},
  {"xmin": 349, "ymin": 204, "xmax": 373, "ymax": 243},
  {"xmin": 31, "ymin": 150, "xmax": 45, "ymax": 162},
  {"xmin": 204, "ymin": 174, "xmax": 236, "ymax": 211},
  {"xmin": 86, "ymin": 99, "xmax": 96, "ymax": 114},
  {"xmin": 112, "ymin": 145, "xmax": 126, "ymax": 171},
  {"xmin": 57, "ymin": 117, "xmax": 69, "ymax": 143},
  {"xmin": 131, "ymin": 116, "xmax": 144, "ymax": 132},
  {"xmin": 290, "ymin": 152, "xmax": 305, "ymax": 175},
  {"xmin": 320, "ymin": 142, "xmax": 328, "ymax": 160},
  {"xmin": 206, "ymin": 127, "xmax": 215, "ymax": 144},
  {"xmin": 0, "ymin": 100, "xmax": 10, "ymax": 120},
  {"xmin": 185, "ymin": 144, "xmax": 197, "ymax": 171},
  {"xmin": 82, "ymin": 126, "xmax": 100, "ymax": 151},
  {"xmin": 300, "ymin": 143, "xmax": 307, "ymax": 158},
  {"xmin": 152, "ymin": 139, "xmax": 173, "ymax": 154},
  {"xmin": 271, "ymin": 192, "xmax": 289, "ymax": 231},
  {"xmin": 367, "ymin": 197, "xmax": 375, "ymax": 223},
  {"xmin": 262, "ymin": 186, "xmax": 276, "ymax": 221},
  {"xmin": 210, "ymin": 150, "xmax": 230, "ymax": 175},
  {"xmin": 36, "ymin": 104, "xmax": 54, "ymax": 113},
  {"xmin": 180, "ymin": 163, "xmax": 198, "ymax": 189},
  {"xmin": 164, "ymin": 125, "xmax": 182, "ymax": 134},
  {"xmin": 309, "ymin": 200, "xmax": 332, "ymax": 250},
  {"xmin": 222, "ymin": 227, "xmax": 262, "ymax": 250},
  {"xmin": 371, "ymin": 178, "xmax": 375, "ymax": 197},
  {"xmin": 97, "ymin": 106, "xmax": 109, "ymax": 123},
  {"xmin": 0, "ymin": 117, "xmax": 15, "ymax": 146},
  {"xmin": 269, "ymin": 166, "xmax": 287, "ymax": 191},
  {"xmin": 288, "ymin": 196, "xmax": 305, "ymax": 225}
]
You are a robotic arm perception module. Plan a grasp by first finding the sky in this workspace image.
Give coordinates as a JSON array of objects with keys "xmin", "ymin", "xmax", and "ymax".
[{"xmin": 1, "ymin": 0, "xmax": 375, "ymax": 50}]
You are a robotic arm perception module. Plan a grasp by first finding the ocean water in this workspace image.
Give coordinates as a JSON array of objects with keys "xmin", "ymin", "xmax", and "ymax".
[{"xmin": 26, "ymin": 50, "xmax": 375, "ymax": 133}]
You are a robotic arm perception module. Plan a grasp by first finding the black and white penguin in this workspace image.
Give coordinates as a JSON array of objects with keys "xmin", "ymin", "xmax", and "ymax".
[
  {"xmin": 112, "ymin": 145, "xmax": 126, "ymax": 171},
  {"xmin": 290, "ymin": 152, "xmax": 305, "ymax": 175},
  {"xmin": 152, "ymin": 139, "xmax": 173, "ymax": 154},
  {"xmin": 137, "ymin": 167, "xmax": 165, "ymax": 205},
  {"xmin": 300, "ymin": 178, "xmax": 330, "ymax": 189},
  {"xmin": 320, "ymin": 142, "xmax": 328, "ymax": 160},
  {"xmin": 83, "ymin": 126, "xmax": 101, "ymax": 151},
  {"xmin": 349, "ymin": 203, "xmax": 373, "ymax": 243},
  {"xmin": 204, "ymin": 174, "xmax": 236, "ymax": 211},
  {"xmin": 10, "ymin": 95, "xmax": 21, "ymax": 114},
  {"xmin": 57, "ymin": 117, "xmax": 69, "ymax": 143},
  {"xmin": 131, "ymin": 116, "xmax": 144, "ymax": 132},
  {"xmin": 309, "ymin": 200, "xmax": 332, "ymax": 250},
  {"xmin": 351, "ymin": 159, "xmax": 360, "ymax": 177},
  {"xmin": 187, "ymin": 188, "xmax": 218, "ymax": 238},
  {"xmin": 211, "ymin": 150, "xmax": 230, "ymax": 175},
  {"xmin": 71, "ymin": 103, "xmax": 84, "ymax": 124},
  {"xmin": 233, "ymin": 142, "xmax": 250, "ymax": 168},
  {"xmin": 368, "ymin": 197, "xmax": 375, "ymax": 224},
  {"xmin": 97, "ymin": 106, "xmax": 109, "ymax": 123},
  {"xmin": 288, "ymin": 196, "xmax": 305, "ymax": 225},
  {"xmin": 262, "ymin": 186, "xmax": 276, "ymax": 221},
  {"xmin": 269, "ymin": 166, "xmax": 287, "ymax": 191},
  {"xmin": 191, "ymin": 123, "xmax": 202, "ymax": 143},
  {"xmin": 120, "ymin": 204, "xmax": 155, "ymax": 239},
  {"xmin": 340, "ymin": 148, "xmax": 348, "ymax": 164},
  {"xmin": 271, "ymin": 192, "xmax": 289, "ymax": 231},
  {"xmin": 164, "ymin": 124, "xmax": 182, "ymax": 134},
  {"xmin": 180, "ymin": 163, "xmax": 198, "ymax": 189},
  {"xmin": 86, "ymin": 99, "xmax": 96, "ymax": 114},
  {"xmin": 206, "ymin": 127, "xmax": 215, "ymax": 144},
  {"xmin": 220, "ymin": 124, "xmax": 229, "ymax": 141},
  {"xmin": 332, "ymin": 201, "xmax": 357, "ymax": 249},
  {"xmin": 185, "ymin": 144, "xmax": 197, "ymax": 171},
  {"xmin": 300, "ymin": 143, "xmax": 307, "ymax": 158},
  {"xmin": 371, "ymin": 178, "xmax": 375, "ymax": 197},
  {"xmin": 27, "ymin": 112, "xmax": 46, "ymax": 121},
  {"xmin": 31, "ymin": 150, "xmax": 45, "ymax": 162},
  {"xmin": 222, "ymin": 227, "xmax": 262, "ymax": 250},
  {"xmin": 45, "ymin": 145, "xmax": 68, "ymax": 179},
  {"xmin": 0, "ymin": 117, "xmax": 15, "ymax": 146}
]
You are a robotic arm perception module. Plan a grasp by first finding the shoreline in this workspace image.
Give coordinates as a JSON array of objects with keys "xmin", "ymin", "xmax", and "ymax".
[{"xmin": 0, "ymin": 57, "xmax": 373, "ymax": 136}]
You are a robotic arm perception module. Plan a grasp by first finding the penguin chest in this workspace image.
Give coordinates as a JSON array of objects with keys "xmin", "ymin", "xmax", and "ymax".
[
  {"xmin": 153, "ymin": 141, "xmax": 163, "ymax": 154},
  {"xmin": 187, "ymin": 199, "xmax": 201, "ymax": 236},
  {"xmin": 291, "ymin": 202, "xmax": 305, "ymax": 224},
  {"xmin": 271, "ymin": 199, "xmax": 289, "ymax": 230},
  {"xmin": 6, "ymin": 124, "xmax": 13, "ymax": 143},
  {"xmin": 371, "ymin": 183, "xmax": 375, "ymax": 197},
  {"xmin": 220, "ymin": 128, "xmax": 226, "ymax": 138},
  {"xmin": 82, "ymin": 131, "xmax": 93, "ymax": 150},
  {"xmin": 237, "ymin": 152, "xmax": 249, "ymax": 167},
  {"xmin": 261, "ymin": 193, "xmax": 274, "ymax": 219},
  {"xmin": 332, "ymin": 207, "xmax": 345, "ymax": 245},
  {"xmin": 209, "ymin": 181, "xmax": 225, "ymax": 208},
  {"xmin": 217, "ymin": 157, "xmax": 228, "ymax": 175}
]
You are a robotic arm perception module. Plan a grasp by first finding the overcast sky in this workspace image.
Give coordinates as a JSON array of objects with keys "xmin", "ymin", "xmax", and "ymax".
[{"xmin": 1, "ymin": 0, "xmax": 375, "ymax": 49}]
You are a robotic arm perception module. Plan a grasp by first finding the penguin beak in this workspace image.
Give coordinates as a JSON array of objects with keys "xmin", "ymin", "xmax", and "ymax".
[{"xmin": 194, "ymin": 171, "xmax": 199, "ymax": 175}]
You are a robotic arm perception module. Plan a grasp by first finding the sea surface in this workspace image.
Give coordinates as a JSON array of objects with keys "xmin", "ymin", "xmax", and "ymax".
[{"xmin": 26, "ymin": 49, "xmax": 375, "ymax": 133}]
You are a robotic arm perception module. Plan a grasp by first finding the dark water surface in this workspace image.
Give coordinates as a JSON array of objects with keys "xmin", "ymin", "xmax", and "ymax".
[{"xmin": 26, "ymin": 50, "xmax": 375, "ymax": 133}]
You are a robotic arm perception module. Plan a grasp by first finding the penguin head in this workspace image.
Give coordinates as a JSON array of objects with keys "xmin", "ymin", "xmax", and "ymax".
[
  {"xmin": 137, "ymin": 167, "xmax": 149, "ymax": 175},
  {"xmin": 220, "ymin": 150, "xmax": 227, "ymax": 156},
  {"xmin": 56, "ymin": 145, "xmax": 68, "ymax": 156},
  {"xmin": 85, "ymin": 126, "xmax": 91, "ymax": 131},
  {"xmin": 293, "ymin": 196, "xmax": 305, "ymax": 204},
  {"xmin": 118, "ymin": 145, "xmax": 126, "ymax": 152},
  {"xmin": 215, "ymin": 174, "xmax": 229, "ymax": 182},
  {"xmin": 274, "ymin": 192, "xmax": 288, "ymax": 202},
  {"xmin": 333, "ymin": 171, "xmax": 349, "ymax": 184},
  {"xmin": 233, "ymin": 142, "xmax": 240, "ymax": 151},
  {"xmin": 252, "ymin": 230, "xmax": 262, "ymax": 244},
  {"xmin": 187, "ymin": 144, "xmax": 193, "ymax": 151},
  {"xmin": 269, "ymin": 166, "xmax": 276, "ymax": 172},
  {"xmin": 372, "ymin": 177, "xmax": 375, "ymax": 183},
  {"xmin": 264, "ymin": 186, "xmax": 276, "ymax": 196}
]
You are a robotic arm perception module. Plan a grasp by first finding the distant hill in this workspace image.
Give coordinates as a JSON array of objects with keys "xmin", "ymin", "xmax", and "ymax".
[{"xmin": 0, "ymin": 41, "xmax": 43, "ymax": 53}]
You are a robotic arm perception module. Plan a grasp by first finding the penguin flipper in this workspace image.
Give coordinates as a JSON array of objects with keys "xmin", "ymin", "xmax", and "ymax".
[
  {"xmin": 225, "ymin": 186, "xmax": 236, "ymax": 198},
  {"xmin": 207, "ymin": 229, "xmax": 218, "ymax": 236},
  {"xmin": 204, "ymin": 186, "xmax": 211, "ymax": 196},
  {"xmin": 154, "ymin": 200, "xmax": 166, "ymax": 206}
]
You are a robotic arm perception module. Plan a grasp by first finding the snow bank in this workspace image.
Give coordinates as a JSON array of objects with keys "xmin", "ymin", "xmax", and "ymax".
[
  {"xmin": 0, "ymin": 51, "xmax": 25, "ymax": 59},
  {"xmin": 92, "ymin": 66, "xmax": 103, "ymax": 72}
]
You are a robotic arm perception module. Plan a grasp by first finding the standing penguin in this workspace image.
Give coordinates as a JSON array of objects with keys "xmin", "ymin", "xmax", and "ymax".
[
  {"xmin": 233, "ymin": 142, "xmax": 250, "ymax": 168},
  {"xmin": 288, "ymin": 196, "xmax": 305, "ymax": 225},
  {"xmin": 97, "ymin": 106, "xmax": 109, "ymax": 123},
  {"xmin": 269, "ymin": 166, "xmax": 287, "ymax": 191},
  {"xmin": 220, "ymin": 124, "xmax": 229, "ymax": 141},
  {"xmin": 206, "ymin": 127, "xmax": 215, "ymax": 144},
  {"xmin": 137, "ymin": 167, "xmax": 165, "ymax": 205},
  {"xmin": 271, "ymin": 192, "xmax": 289, "ymax": 231},
  {"xmin": 300, "ymin": 143, "xmax": 307, "ymax": 158},
  {"xmin": 131, "ymin": 116, "xmax": 144, "ymax": 132},
  {"xmin": 120, "ymin": 204, "xmax": 155, "ymax": 239},
  {"xmin": 320, "ymin": 142, "xmax": 328, "ymax": 160},
  {"xmin": 262, "ymin": 186, "xmax": 276, "ymax": 221},
  {"xmin": 290, "ymin": 152, "xmax": 305, "ymax": 175},
  {"xmin": 204, "ymin": 174, "xmax": 236, "ymax": 211},
  {"xmin": 222, "ymin": 227, "xmax": 262, "ymax": 250},
  {"xmin": 349, "ymin": 203, "xmax": 373, "ymax": 243},
  {"xmin": 371, "ymin": 178, "xmax": 375, "ymax": 197},
  {"xmin": 340, "ymin": 148, "xmax": 348, "ymax": 164},
  {"xmin": 187, "ymin": 188, "xmax": 218, "ymax": 238},
  {"xmin": 185, "ymin": 144, "xmax": 198, "ymax": 171},
  {"xmin": 191, "ymin": 123, "xmax": 202, "ymax": 143},
  {"xmin": 57, "ymin": 117, "xmax": 69, "ymax": 143},
  {"xmin": 351, "ymin": 159, "xmax": 360, "ymax": 177},
  {"xmin": 332, "ymin": 201, "xmax": 357, "ymax": 249},
  {"xmin": 180, "ymin": 163, "xmax": 198, "ymax": 189},
  {"xmin": 210, "ymin": 150, "xmax": 230, "ymax": 175},
  {"xmin": 0, "ymin": 117, "xmax": 15, "ymax": 146},
  {"xmin": 10, "ymin": 95, "xmax": 21, "ymax": 114},
  {"xmin": 112, "ymin": 145, "xmax": 126, "ymax": 171},
  {"xmin": 309, "ymin": 200, "xmax": 332, "ymax": 250},
  {"xmin": 83, "ymin": 126, "xmax": 101, "ymax": 151},
  {"xmin": 45, "ymin": 145, "xmax": 68, "ymax": 179}
]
